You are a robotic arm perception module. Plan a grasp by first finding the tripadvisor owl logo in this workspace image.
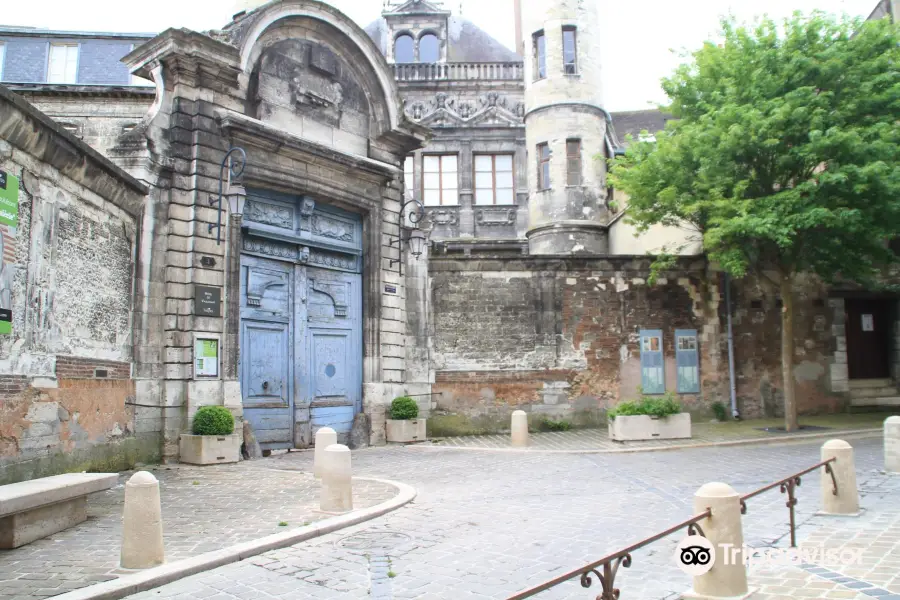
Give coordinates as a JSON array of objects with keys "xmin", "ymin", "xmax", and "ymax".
[{"xmin": 675, "ymin": 535, "xmax": 715, "ymax": 576}]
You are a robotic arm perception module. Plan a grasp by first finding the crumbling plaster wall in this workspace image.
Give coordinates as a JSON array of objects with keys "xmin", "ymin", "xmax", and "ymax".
[
  {"xmin": 426, "ymin": 255, "xmax": 848, "ymax": 435},
  {"xmin": 0, "ymin": 87, "xmax": 156, "ymax": 484}
]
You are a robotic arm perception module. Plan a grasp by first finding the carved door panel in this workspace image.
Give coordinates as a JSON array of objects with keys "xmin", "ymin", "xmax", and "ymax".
[
  {"xmin": 301, "ymin": 267, "xmax": 362, "ymax": 444},
  {"xmin": 239, "ymin": 256, "xmax": 294, "ymax": 450}
]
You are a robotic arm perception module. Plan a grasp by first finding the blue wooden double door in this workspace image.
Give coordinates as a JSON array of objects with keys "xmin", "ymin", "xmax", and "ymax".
[{"xmin": 239, "ymin": 194, "xmax": 363, "ymax": 450}]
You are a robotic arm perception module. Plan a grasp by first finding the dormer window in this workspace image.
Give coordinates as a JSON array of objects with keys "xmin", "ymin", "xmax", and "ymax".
[
  {"xmin": 419, "ymin": 33, "xmax": 440, "ymax": 63},
  {"xmin": 395, "ymin": 34, "xmax": 415, "ymax": 63}
]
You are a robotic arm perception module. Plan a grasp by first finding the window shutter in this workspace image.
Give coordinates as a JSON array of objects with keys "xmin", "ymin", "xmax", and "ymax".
[
  {"xmin": 675, "ymin": 329, "xmax": 700, "ymax": 393},
  {"xmin": 639, "ymin": 329, "xmax": 665, "ymax": 394}
]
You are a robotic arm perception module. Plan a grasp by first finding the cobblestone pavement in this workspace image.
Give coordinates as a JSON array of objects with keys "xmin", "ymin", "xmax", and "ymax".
[
  {"xmin": 0, "ymin": 461, "xmax": 398, "ymax": 600},
  {"xmin": 123, "ymin": 436, "xmax": 892, "ymax": 600},
  {"xmin": 431, "ymin": 416, "xmax": 885, "ymax": 452},
  {"xmin": 751, "ymin": 471, "xmax": 900, "ymax": 600}
]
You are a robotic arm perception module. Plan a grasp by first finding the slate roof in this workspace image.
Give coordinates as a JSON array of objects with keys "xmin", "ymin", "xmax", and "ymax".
[
  {"xmin": 609, "ymin": 109, "xmax": 672, "ymax": 146},
  {"xmin": 364, "ymin": 16, "xmax": 521, "ymax": 62}
]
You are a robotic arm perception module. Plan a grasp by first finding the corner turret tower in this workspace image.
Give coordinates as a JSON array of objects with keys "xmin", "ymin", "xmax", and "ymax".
[{"xmin": 521, "ymin": 0, "xmax": 609, "ymax": 255}]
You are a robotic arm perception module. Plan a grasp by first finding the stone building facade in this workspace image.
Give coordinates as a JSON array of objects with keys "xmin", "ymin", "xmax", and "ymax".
[{"xmin": 0, "ymin": 0, "xmax": 897, "ymax": 477}]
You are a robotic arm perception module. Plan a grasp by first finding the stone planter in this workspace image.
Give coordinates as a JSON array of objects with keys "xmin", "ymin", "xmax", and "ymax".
[
  {"xmin": 609, "ymin": 413, "xmax": 692, "ymax": 442},
  {"xmin": 385, "ymin": 419, "xmax": 427, "ymax": 443},
  {"xmin": 179, "ymin": 433, "xmax": 241, "ymax": 465}
]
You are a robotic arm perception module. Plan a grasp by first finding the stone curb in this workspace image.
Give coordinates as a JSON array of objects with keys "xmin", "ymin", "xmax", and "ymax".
[
  {"xmin": 419, "ymin": 428, "xmax": 884, "ymax": 455},
  {"xmin": 51, "ymin": 476, "xmax": 416, "ymax": 600}
]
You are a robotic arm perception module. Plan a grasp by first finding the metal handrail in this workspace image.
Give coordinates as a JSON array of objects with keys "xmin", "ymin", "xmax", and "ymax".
[
  {"xmin": 506, "ymin": 509, "xmax": 712, "ymax": 600},
  {"xmin": 739, "ymin": 457, "xmax": 837, "ymax": 547}
]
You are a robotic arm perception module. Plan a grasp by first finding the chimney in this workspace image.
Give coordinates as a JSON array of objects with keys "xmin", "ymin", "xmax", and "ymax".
[{"xmin": 514, "ymin": 0, "xmax": 524, "ymax": 56}]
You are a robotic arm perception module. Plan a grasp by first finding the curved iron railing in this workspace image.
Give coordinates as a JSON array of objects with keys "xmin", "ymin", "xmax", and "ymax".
[
  {"xmin": 739, "ymin": 457, "xmax": 837, "ymax": 547},
  {"xmin": 505, "ymin": 455, "xmax": 840, "ymax": 599},
  {"xmin": 506, "ymin": 509, "xmax": 712, "ymax": 600}
]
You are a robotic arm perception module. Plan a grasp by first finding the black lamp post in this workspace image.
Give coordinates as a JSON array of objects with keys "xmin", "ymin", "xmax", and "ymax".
[{"xmin": 209, "ymin": 146, "xmax": 248, "ymax": 245}]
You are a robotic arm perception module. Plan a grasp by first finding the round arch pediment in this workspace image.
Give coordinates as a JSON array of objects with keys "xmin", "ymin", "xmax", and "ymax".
[{"xmin": 236, "ymin": 1, "xmax": 403, "ymax": 142}]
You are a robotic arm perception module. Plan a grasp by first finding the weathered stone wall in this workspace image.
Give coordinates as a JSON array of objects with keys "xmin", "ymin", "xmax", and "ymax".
[
  {"xmin": 427, "ymin": 255, "xmax": 718, "ymax": 435},
  {"xmin": 0, "ymin": 85, "xmax": 155, "ymax": 484},
  {"xmin": 724, "ymin": 274, "xmax": 842, "ymax": 418},
  {"xmin": 425, "ymin": 255, "xmax": 853, "ymax": 435},
  {"xmin": 16, "ymin": 91, "xmax": 155, "ymax": 158}
]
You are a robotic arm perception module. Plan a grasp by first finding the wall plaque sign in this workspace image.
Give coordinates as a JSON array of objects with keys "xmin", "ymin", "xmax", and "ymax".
[
  {"xmin": 385, "ymin": 284, "xmax": 397, "ymax": 294},
  {"xmin": 195, "ymin": 285, "xmax": 222, "ymax": 317},
  {"xmin": 0, "ymin": 170, "xmax": 19, "ymax": 335},
  {"xmin": 194, "ymin": 338, "xmax": 219, "ymax": 378},
  {"xmin": 862, "ymin": 314, "xmax": 874, "ymax": 332}
]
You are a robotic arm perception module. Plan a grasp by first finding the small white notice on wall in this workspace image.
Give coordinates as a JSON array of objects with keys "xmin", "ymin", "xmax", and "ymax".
[{"xmin": 862, "ymin": 314, "xmax": 874, "ymax": 332}]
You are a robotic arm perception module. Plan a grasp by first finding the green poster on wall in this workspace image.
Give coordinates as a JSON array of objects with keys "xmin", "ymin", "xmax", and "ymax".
[{"xmin": 0, "ymin": 170, "xmax": 18, "ymax": 335}]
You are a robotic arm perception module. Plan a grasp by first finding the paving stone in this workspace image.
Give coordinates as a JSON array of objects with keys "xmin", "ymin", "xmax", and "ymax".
[
  {"xmin": 0, "ymin": 461, "xmax": 396, "ymax": 600},
  {"xmin": 118, "ymin": 437, "xmax": 896, "ymax": 600}
]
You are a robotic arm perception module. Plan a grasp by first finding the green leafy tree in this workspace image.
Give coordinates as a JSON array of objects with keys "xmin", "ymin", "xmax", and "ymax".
[{"xmin": 610, "ymin": 12, "xmax": 900, "ymax": 431}]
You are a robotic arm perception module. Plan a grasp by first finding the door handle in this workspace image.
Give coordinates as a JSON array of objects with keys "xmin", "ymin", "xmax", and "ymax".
[{"xmin": 262, "ymin": 381, "xmax": 269, "ymax": 392}]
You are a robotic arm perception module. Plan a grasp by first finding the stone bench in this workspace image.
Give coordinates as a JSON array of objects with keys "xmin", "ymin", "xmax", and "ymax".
[{"xmin": 0, "ymin": 472, "xmax": 118, "ymax": 548}]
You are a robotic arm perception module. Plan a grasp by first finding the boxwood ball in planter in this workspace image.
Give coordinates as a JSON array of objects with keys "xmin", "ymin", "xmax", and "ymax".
[
  {"xmin": 192, "ymin": 406, "xmax": 235, "ymax": 435},
  {"xmin": 180, "ymin": 405, "xmax": 241, "ymax": 465},
  {"xmin": 386, "ymin": 396, "xmax": 427, "ymax": 443}
]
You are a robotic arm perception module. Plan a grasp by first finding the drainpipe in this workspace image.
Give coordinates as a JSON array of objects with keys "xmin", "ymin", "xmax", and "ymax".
[{"xmin": 725, "ymin": 273, "xmax": 740, "ymax": 419}]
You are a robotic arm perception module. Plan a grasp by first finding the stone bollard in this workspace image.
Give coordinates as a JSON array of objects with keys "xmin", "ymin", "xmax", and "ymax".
[
  {"xmin": 820, "ymin": 439, "xmax": 860, "ymax": 516},
  {"xmin": 313, "ymin": 427, "xmax": 337, "ymax": 479},
  {"xmin": 686, "ymin": 482, "xmax": 751, "ymax": 599},
  {"xmin": 320, "ymin": 444, "xmax": 353, "ymax": 513},
  {"xmin": 885, "ymin": 416, "xmax": 900, "ymax": 474},
  {"xmin": 120, "ymin": 471, "xmax": 165, "ymax": 569},
  {"xmin": 511, "ymin": 410, "xmax": 528, "ymax": 447}
]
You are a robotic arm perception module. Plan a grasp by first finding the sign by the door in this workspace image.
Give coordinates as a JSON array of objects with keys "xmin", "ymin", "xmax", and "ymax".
[
  {"xmin": 195, "ymin": 285, "xmax": 222, "ymax": 317},
  {"xmin": 194, "ymin": 338, "xmax": 219, "ymax": 378},
  {"xmin": 862, "ymin": 314, "xmax": 874, "ymax": 332},
  {"xmin": 0, "ymin": 169, "xmax": 19, "ymax": 335}
]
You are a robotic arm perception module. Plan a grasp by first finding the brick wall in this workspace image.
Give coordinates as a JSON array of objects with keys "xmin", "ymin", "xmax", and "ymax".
[
  {"xmin": 56, "ymin": 356, "xmax": 131, "ymax": 380},
  {"xmin": 428, "ymin": 256, "xmax": 714, "ymax": 434},
  {"xmin": 427, "ymin": 255, "xmax": 850, "ymax": 435}
]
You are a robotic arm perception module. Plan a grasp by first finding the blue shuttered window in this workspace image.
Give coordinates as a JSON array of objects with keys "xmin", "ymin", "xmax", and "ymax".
[
  {"xmin": 639, "ymin": 329, "xmax": 665, "ymax": 394},
  {"xmin": 675, "ymin": 329, "xmax": 700, "ymax": 393}
]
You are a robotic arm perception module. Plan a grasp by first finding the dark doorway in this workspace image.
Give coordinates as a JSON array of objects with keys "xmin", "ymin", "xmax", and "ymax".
[{"xmin": 845, "ymin": 298, "xmax": 893, "ymax": 380}]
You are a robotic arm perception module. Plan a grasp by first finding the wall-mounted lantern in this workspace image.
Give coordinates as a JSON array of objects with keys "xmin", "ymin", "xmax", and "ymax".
[
  {"xmin": 209, "ymin": 146, "xmax": 248, "ymax": 245},
  {"xmin": 389, "ymin": 199, "xmax": 428, "ymax": 273}
]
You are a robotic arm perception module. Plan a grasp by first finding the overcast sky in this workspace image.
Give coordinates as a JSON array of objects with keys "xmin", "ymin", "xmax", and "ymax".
[{"xmin": 1, "ymin": 0, "xmax": 880, "ymax": 111}]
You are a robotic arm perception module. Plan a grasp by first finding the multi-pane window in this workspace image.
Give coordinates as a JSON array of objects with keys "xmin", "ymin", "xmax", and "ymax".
[
  {"xmin": 474, "ymin": 155, "xmax": 515, "ymax": 205},
  {"xmin": 48, "ymin": 43, "xmax": 79, "ymax": 84},
  {"xmin": 563, "ymin": 26, "xmax": 578, "ymax": 75},
  {"xmin": 403, "ymin": 156, "xmax": 415, "ymax": 201},
  {"xmin": 0, "ymin": 43, "xmax": 6, "ymax": 81},
  {"xmin": 419, "ymin": 34, "xmax": 439, "ymax": 63},
  {"xmin": 423, "ymin": 155, "xmax": 458, "ymax": 206},
  {"xmin": 566, "ymin": 139, "xmax": 582, "ymax": 185},
  {"xmin": 394, "ymin": 34, "xmax": 415, "ymax": 63},
  {"xmin": 533, "ymin": 31, "xmax": 546, "ymax": 80},
  {"xmin": 537, "ymin": 143, "xmax": 551, "ymax": 190}
]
